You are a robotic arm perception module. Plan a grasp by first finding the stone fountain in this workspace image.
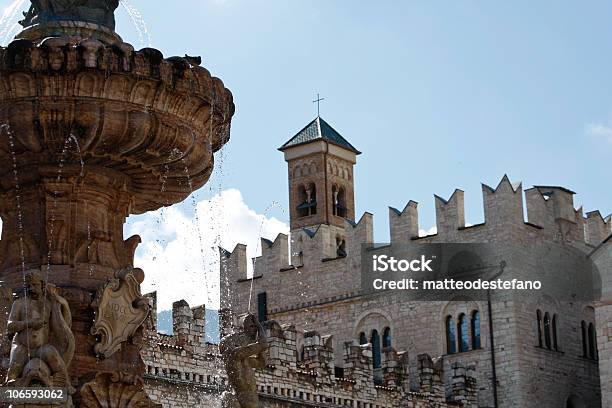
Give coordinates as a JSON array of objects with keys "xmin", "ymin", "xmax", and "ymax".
[{"xmin": 0, "ymin": 1, "xmax": 234, "ymax": 406}]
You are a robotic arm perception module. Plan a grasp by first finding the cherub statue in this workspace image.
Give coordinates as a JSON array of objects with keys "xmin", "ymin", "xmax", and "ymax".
[
  {"xmin": 5, "ymin": 270, "xmax": 75, "ymax": 391},
  {"xmin": 219, "ymin": 314, "xmax": 268, "ymax": 408}
]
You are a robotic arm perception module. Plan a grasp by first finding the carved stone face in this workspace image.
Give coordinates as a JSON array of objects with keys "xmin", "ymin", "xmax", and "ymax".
[
  {"xmin": 25, "ymin": 273, "xmax": 44, "ymax": 299},
  {"xmin": 242, "ymin": 314, "xmax": 258, "ymax": 337}
]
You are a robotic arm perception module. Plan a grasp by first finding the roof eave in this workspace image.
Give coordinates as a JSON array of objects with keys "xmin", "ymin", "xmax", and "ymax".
[{"xmin": 278, "ymin": 139, "xmax": 361, "ymax": 155}]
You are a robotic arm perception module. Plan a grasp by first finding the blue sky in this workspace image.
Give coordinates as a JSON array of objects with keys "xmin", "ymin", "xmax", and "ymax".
[
  {"xmin": 1, "ymin": 0, "xmax": 610, "ymax": 308},
  {"xmin": 114, "ymin": 0, "xmax": 611, "ymax": 231}
]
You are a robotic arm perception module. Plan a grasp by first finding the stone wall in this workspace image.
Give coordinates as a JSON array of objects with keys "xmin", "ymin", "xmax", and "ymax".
[
  {"xmin": 593, "ymin": 237, "xmax": 612, "ymax": 407},
  {"xmin": 141, "ymin": 293, "xmax": 227, "ymax": 408},
  {"xmin": 141, "ymin": 308, "xmax": 479, "ymax": 408},
  {"xmin": 251, "ymin": 322, "xmax": 478, "ymax": 408},
  {"xmin": 221, "ymin": 177, "xmax": 610, "ymax": 407}
]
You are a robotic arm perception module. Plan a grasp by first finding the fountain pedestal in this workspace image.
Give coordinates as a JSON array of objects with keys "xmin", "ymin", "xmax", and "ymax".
[
  {"xmin": 0, "ymin": 167, "xmax": 146, "ymax": 382},
  {"xmin": 0, "ymin": 3, "xmax": 235, "ymax": 406}
]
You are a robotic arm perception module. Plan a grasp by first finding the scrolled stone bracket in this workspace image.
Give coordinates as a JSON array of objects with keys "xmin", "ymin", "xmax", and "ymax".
[{"xmin": 91, "ymin": 267, "xmax": 149, "ymax": 359}]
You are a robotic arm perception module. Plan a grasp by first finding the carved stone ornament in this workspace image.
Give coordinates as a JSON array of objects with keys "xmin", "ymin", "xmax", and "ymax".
[
  {"xmin": 91, "ymin": 268, "xmax": 149, "ymax": 359},
  {"xmin": 220, "ymin": 313, "xmax": 268, "ymax": 408},
  {"xmin": 79, "ymin": 372, "xmax": 161, "ymax": 408},
  {"xmin": 4, "ymin": 271, "xmax": 75, "ymax": 396}
]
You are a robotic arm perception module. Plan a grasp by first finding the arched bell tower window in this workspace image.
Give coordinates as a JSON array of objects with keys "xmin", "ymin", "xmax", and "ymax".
[
  {"xmin": 297, "ymin": 183, "xmax": 317, "ymax": 217},
  {"xmin": 359, "ymin": 332, "xmax": 367, "ymax": 345},
  {"xmin": 335, "ymin": 187, "xmax": 347, "ymax": 218}
]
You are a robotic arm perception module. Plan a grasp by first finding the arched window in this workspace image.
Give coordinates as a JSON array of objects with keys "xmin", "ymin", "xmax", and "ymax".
[
  {"xmin": 588, "ymin": 323, "xmax": 597, "ymax": 360},
  {"xmin": 297, "ymin": 184, "xmax": 317, "ymax": 217},
  {"xmin": 552, "ymin": 314, "xmax": 559, "ymax": 351},
  {"xmin": 382, "ymin": 327, "xmax": 391, "ymax": 348},
  {"xmin": 332, "ymin": 186, "xmax": 338, "ymax": 216},
  {"xmin": 359, "ymin": 332, "xmax": 367, "ymax": 345},
  {"xmin": 471, "ymin": 311, "xmax": 481, "ymax": 349},
  {"xmin": 581, "ymin": 321, "xmax": 588, "ymax": 358},
  {"xmin": 544, "ymin": 312, "xmax": 551, "ymax": 350},
  {"xmin": 566, "ymin": 395, "xmax": 586, "ymax": 408},
  {"xmin": 297, "ymin": 185, "xmax": 308, "ymax": 217},
  {"xmin": 332, "ymin": 186, "xmax": 347, "ymax": 218},
  {"xmin": 458, "ymin": 313, "xmax": 469, "ymax": 352},
  {"xmin": 446, "ymin": 315, "xmax": 457, "ymax": 354},
  {"xmin": 336, "ymin": 187, "xmax": 347, "ymax": 218},
  {"xmin": 336, "ymin": 237, "xmax": 346, "ymax": 258},
  {"xmin": 308, "ymin": 184, "xmax": 317, "ymax": 215},
  {"xmin": 536, "ymin": 310, "xmax": 543, "ymax": 347},
  {"xmin": 371, "ymin": 330, "xmax": 381, "ymax": 369},
  {"xmin": 257, "ymin": 292, "xmax": 268, "ymax": 323}
]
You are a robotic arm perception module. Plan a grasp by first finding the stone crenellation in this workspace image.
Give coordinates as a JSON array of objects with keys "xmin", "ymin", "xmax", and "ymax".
[
  {"xmin": 220, "ymin": 173, "xmax": 607, "ymax": 408},
  {"xmin": 141, "ymin": 304, "xmax": 479, "ymax": 408},
  {"xmin": 251, "ymin": 322, "xmax": 478, "ymax": 408},
  {"xmin": 221, "ymin": 176, "xmax": 610, "ymax": 313},
  {"xmin": 141, "ymin": 293, "xmax": 227, "ymax": 407}
]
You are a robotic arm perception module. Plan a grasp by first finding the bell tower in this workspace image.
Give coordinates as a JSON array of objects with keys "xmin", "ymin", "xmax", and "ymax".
[{"xmin": 279, "ymin": 116, "xmax": 360, "ymax": 231}]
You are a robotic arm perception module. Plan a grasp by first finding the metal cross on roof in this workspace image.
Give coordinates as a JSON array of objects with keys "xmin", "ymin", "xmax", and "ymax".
[{"xmin": 313, "ymin": 93, "xmax": 325, "ymax": 117}]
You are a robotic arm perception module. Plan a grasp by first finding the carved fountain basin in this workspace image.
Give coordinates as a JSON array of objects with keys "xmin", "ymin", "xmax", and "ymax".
[{"xmin": 0, "ymin": 36, "xmax": 235, "ymax": 213}]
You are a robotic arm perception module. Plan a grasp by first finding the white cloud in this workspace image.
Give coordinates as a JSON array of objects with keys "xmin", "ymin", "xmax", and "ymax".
[
  {"xmin": 419, "ymin": 226, "xmax": 437, "ymax": 237},
  {"xmin": 418, "ymin": 223, "xmax": 473, "ymax": 237},
  {"xmin": 586, "ymin": 123, "xmax": 612, "ymax": 144},
  {"xmin": 125, "ymin": 189, "xmax": 288, "ymax": 311}
]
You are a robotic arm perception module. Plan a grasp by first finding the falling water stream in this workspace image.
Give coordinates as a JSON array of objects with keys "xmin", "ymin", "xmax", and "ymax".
[
  {"xmin": 247, "ymin": 201, "xmax": 287, "ymax": 314},
  {"xmin": 42, "ymin": 134, "xmax": 85, "ymax": 339},
  {"xmin": 0, "ymin": 124, "xmax": 31, "ymax": 359},
  {"xmin": 45, "ymin": 133, "xmax": 85, "ymax": 274},
  {"xmin": 119, "ymin": 0, "xmax": 151, "ymax": 48},
  {"xmin": 0, "ymin": 0, "xmax": 151, "ymax": 47},
  {"xmin": 0, "ymin": 0, "xmax": 293, "ymax": 381}
]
